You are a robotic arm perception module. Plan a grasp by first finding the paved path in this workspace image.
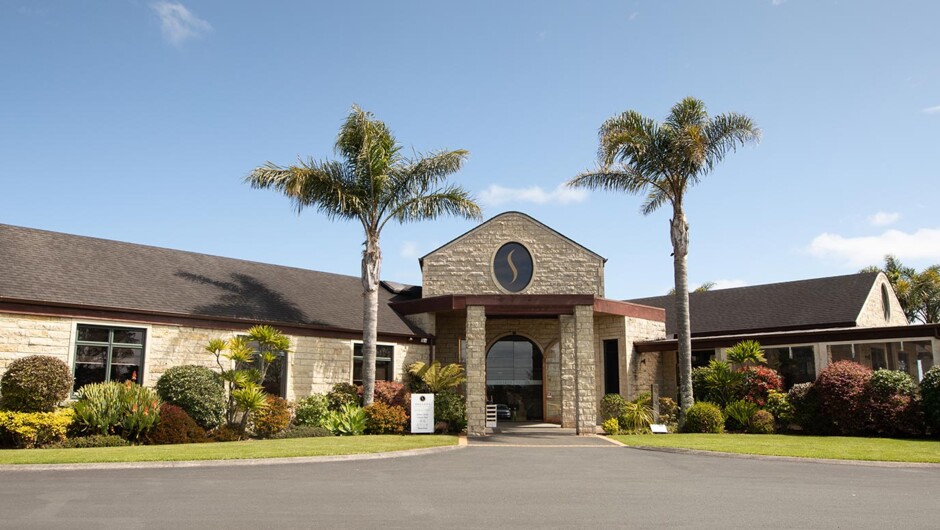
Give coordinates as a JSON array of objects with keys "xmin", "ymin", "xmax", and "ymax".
[{"xmin": 1, "ymin": 428, "xmax": 938, "ymax": 529}]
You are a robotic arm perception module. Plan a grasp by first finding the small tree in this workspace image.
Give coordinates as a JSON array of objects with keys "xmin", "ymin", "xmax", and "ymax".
[
  {"xmin": 407, "ymin": 361, "xmax": 466, "ymax": 393},
  {"xmin": 206, "ymin": 325, "xmax": 291, "ymax": 436},
  {"xmin": 726, "ymin": 340, "xmax": 766, "ymax": 368}
]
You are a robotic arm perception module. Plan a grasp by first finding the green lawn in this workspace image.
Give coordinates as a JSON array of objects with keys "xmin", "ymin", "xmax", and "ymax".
[
  {"xmin": 0, "ymin": 435, "xmax": 458, "ymax": 465},
  {"xmin": 610, "ymin": 434, "xmax": 940, "ymax": 463}
]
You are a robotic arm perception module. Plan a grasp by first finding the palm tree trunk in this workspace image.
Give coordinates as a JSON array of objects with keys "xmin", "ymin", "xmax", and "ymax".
[
  {"xmin": 671, "ymin": 202, "xmax": 694, "ymax": 424},
  {"xmin": 360, "ymin": 234, "xmax": 381, "ymax": 407}
]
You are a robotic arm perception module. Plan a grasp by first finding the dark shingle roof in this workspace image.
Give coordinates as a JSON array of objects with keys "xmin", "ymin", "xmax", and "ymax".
[
  {"xmin": 0, "ymin": 224, "xmax": 424, "ymax": 336},
  {"xmin": 627, "ymin": 272, "xmax": 881, "ymax": 337}
]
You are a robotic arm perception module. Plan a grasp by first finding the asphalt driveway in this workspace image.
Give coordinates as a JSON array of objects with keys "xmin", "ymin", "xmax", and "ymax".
[{"xmin": 1, "ymin": 435, "xmax": 937, "ymax": 529}]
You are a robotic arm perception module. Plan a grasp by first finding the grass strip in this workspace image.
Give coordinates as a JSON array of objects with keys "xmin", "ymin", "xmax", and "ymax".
[
  {"xmin": 0, "ymin": 435, "xmax": 457, "ymax": 465},
  {"xmin": 610, "ymin": 433, "xmax": 940, "ymax": 463}
]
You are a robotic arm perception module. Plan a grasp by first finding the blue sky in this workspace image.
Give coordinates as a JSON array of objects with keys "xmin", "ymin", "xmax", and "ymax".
[{"xmin": 2, "ymin": 1, "xmax": 938, "ymax": 299}]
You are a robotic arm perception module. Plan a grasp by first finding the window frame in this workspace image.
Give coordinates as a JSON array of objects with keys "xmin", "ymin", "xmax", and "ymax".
[
  {"xmin": 352, "ymin": 341, "xmax": 395, "ymax": 384},
  {"xmin": 70, "ymin": 322, "xmax": 149, "ymax": 393}
]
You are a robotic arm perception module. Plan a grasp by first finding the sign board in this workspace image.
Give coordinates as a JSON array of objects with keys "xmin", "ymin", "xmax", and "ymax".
[
  {"xmin": 650, "ymin": 424, "xmax": 668, "ymax": 434},
  {"xmin": 410, "ymin": 393, "xmax": 435, "ymax": 434},
  {"xmin": 485, "ymin": 404, "xmax": 497, "ymax": 428}
]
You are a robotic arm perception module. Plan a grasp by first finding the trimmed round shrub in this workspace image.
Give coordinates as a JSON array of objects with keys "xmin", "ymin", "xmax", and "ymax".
[
  {"xmin": 748, "ymin": 410, "xmax": 776, "ymax": 434},
  {"xmin": 327, "ymin": 383, "xmax": 360, "ymax": 411},
  {"xmin": 49, "ymin": 434, "xmax": 130, "ymax": 449},
  {"xmin": 870, "ymin": 369, "xmax": 917, "ymax": 398},
  {"xmin": 600, "ymin": 394, "xmax": 628, "ymax": 422},
  {"xmin": 602, "ymin": 418, "xmax": 620, "ymax": 435},
  {"xmin": 364, "ymin": 402, "xmax": 408, "ymax": 434},
  {"xmin": 273, "ymin": 424, "xmax": 334, "ymax": 439},
  {"xmin": 251, "ymin": 396, "xmax": 292, "ymax": 438},
  {"xmin": 869, "ymin": 392, "xmax": 923, "ymax": 438},
  {"xmin": 294, "ymin": 394, "xmax": 329, "ymax": 427},
  {"xmin": 434, "ymin": 390, "xmax": 466, "ymax": 434},
  {"xmin": 0, "ymin": 355, "xmax": 73, "ymax": 412},
  {"xmin": 144, "ymin": 403, "xmax": 207, "ymax": 445},
  {"xmin": 155, "ymin": 365, "xmax": 225, "ymax": 430},
  {"xmin": 741, "ymin": 366, "xmax": 783, "ymax": 406},
  {"xmin": 681, "ymin": 402, "xmax": 724, "ymax": 433},
  {"xmin": 814, "ymin": 361, "xmax": 872, "ymax": 436},
  {"xmin": 921, "ymin": 366, "xmax": 940, "ymax": 437}
]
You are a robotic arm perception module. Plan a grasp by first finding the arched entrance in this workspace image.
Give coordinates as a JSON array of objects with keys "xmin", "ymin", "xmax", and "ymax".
[{"xmin": 486, "ymin": 335, "xmax": 544, "ymax": 421}]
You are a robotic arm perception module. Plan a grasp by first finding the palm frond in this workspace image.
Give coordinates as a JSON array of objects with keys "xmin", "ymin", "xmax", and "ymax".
[
  {"xmin": 384, "ymin": 186, "xmax": 482, "ymax": 227},
  {"xmin": 703, "ymin": 112, "xmax": 761, "ymax": 170},
  {"xmin": 245, "ymin": 159, "xmax": 365, "ymax": 220}
]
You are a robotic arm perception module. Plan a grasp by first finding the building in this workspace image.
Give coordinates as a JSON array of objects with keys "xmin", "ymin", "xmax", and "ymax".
[{"xmin": 1, "ymin": 212, "xmax": 937, "ymax": 435}]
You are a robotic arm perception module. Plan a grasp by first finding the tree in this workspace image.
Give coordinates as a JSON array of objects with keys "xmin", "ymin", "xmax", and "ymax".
[
  {"xmin": 862, "ymin": 255, "xmax": 940, "ymax": 323},
  {"xmin": 568, "ymin": 97, "xmax": 759, "ymax": 423},
  {"xmin": 246, "ymin": 106, "xmax": 481, "ymax": 406},
  {"xmin": 725, "ymin": 339, "xmax": 766, "ymax": 368}
]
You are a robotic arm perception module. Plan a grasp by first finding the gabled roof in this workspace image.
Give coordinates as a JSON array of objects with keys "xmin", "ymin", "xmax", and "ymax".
[
  {"xmin": 419, "ymin": 211, "xmax": 607, "ymax": 266},
  {"xmin": 627, "ymin": 272, "xmax": 883, "ymax": 337},
  {"xmin": 0, "ymin": 224, "xmax": 424, "ymax": 337}
]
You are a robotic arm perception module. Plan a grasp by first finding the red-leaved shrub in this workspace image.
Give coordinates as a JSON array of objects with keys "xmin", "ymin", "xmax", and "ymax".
[
  {"xmin": 144, "ymin": 403, "xmax": 207, "ymax": 445},
  {"xmin": 251, "ymin": 396, "xmax": 292, "ymax": 438},
  {"xmin": 741, "ymin": 366, "xmax": 783, "ymax": 406},
  {"xmin": 814, "ymin": 361, "xmax": 872, "ymax": 436},
  {"xmin": 374, "ymin": 381, "xmax": 410, "ymax": 410}
]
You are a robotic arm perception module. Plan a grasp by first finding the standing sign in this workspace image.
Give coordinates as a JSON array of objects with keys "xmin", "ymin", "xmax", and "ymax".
[{"xmin": 410, "ymin": 393, "xmax": 435, "ymax": 434}]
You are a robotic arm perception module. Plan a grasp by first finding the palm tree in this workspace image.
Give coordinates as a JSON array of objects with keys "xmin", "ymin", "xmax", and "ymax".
[
  {"xmin": 246, "ymin": 105, "xmax": 481, "ymax": 405},
  {"xmin": 568, "ymin": 97, "xmax": 759, "ymax": 423},
  {"xmin": 862, "ymin": 255, "xmax": 940, "ymax": 323},
  {"xmin": 725, "ymin": 339, "xmax": 766, "ymax": 368}
]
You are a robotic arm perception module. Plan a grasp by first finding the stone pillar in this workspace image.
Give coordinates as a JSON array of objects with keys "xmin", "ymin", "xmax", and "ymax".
[
  {"xmin": 574, "ymin": 305, "xmax": 597, "ymax": 434},
  {"xmin": 465, "ymin": 306, "xmax": 487, "ymax": 436},
  {"xmin": 559, "ymin": 314, "xmax": 576, "ymax": 428},
  {"xmin": 932, "ymin": 338, "xmax": 939, "ymax": 369}
]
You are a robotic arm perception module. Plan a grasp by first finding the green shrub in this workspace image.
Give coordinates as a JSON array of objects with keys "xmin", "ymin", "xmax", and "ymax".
[
  {"xmin": 273, "ymin": 424, "xmax": 335, "ymax": 439},
  {"xmin": 600, "ymin": 394, "xmax": 628, "ymax": 421},
  {"xmin": 658, "ymin": 397, "xmax": 678, "ymax": 428},
  {"xmin": 921, "ymin": 366, "xmax": 940, "ymax": 436},
  {"xmin": 326, "ymin": 403, "xmax": 367, "ymax": 436},
  {"xmin": 433, "ymin": 390, "xmax": 466, "ymax": 434},
  {"xmin": 0, "ymin": 408, "xmax": 74, "ymax": 448},
  {"xmin": 870, "ymin": 369, "xmax": 918, "ymax": 398},
  {"xmin": 695, "ymin": 360, "xmax": 745, "ymax": 408},
  {"xmin": 724, "ymin": 400, "xmax": 759, "ymax": 432},
  {"xmin": 0, "ymin": 355, "xmax": 73, "ymax": 412},
  {"xmin": 144, "ymin": 403, "xmax": 207, "ymax": 445},
  {"xmin": 681, "ymin": 402, "xmax": 724, "ymax": 433},
  {"xmin": 327, "ymin": 383, "xmax": 360, "ymax": 411},
  {"xmin": 72, "ymin": 382, "xmax": 161, "ymax": 441},
  {"xmin": 49, "ymin": 434, "xmax": 130, "ymax": 449},
  {"xmin": 365, "ymin": 402, "xmax": 408, "ymax": 434},
  {"xmin": 748, "ymin": 410, "xmax": 776, "ymax": 434},
  {"xmin": 602, "ymin": 418, "xmax": 620, "ymax": 435},
  {"xmin": 764, "ymin": 390, "xmax": 794, "ymax": 429},
  {"xmin": 294, "ymin": 394, "xmax": 330, "ymax": 427},
  {"xmin": 787, "ymin": 382, "xmax": 823, "ymax": 433},
  {"xmin": 618, "ymin": 401, "xmax": 653, "ymax": 434},
  {"xmin": 250, "ymin": 396, "xmax": 292, "ymax": 438},
  {"xmin": 155, "ymin": 365, "xmax": 226, "ymax": 430}
]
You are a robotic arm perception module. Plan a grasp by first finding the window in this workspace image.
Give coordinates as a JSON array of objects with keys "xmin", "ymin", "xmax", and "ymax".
[
  {"xmin": 881, "ymin": 284, "xmax": 891, "ymax": 321},
  {"xmin": 353, "ymin": 343, "xmax": 394, "ymax": 384},
  {"xmin": 237, "ymin": 335, "xmax": 288, "ymax": 398},
  {"xmin": 73, "ymin": 325, "xmax": 145, "ymax": 392},
  {"xmin": 691, "ymin": 349, "xmax": 715, "ymax": 368}
]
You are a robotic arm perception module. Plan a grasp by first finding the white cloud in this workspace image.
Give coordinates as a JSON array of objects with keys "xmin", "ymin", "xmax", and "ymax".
[
  {"xmin": 711, "ymin": 279, "xmax": 748, "ymax": 290},
  {"xmin": 400, "ymin": 241, "xmax": 419, "ymax": 258},
  {"xmin": 867, "ymin": 211, "xmax": 900, "ymax": 227},
  {"xmin": 807, "ymin": 228, "xmax": 940, "ymax": 267},
  {"xmin": 478, "ymin": 183, "xmax": 588, "ymax": 207},
  {"xmin": 151, "ymin": 1, "xmax": 211, "ymax": 46},
  {"xmin": 923, "ymin": 104, "xmax": 940, "ymax": 114}
]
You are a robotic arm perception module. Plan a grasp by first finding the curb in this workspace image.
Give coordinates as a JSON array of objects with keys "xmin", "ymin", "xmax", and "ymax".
[
  {"xmin": 0, "ymin": 441, "xmax": 465, "ymax": 473},
  {"xmin": 625, "ymin": 445, "xmax": 940, "ymax": 469}
]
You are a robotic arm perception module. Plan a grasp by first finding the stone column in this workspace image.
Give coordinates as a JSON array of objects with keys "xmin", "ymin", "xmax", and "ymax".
[
  {"xmin": 574, "ymin": 305, "xmax": 597, "ymax": 434},
  {"xmin": 465, "ymin": 306, "xmax": 487, "ymax": 436},
  {"xmin": 559, "ymin": 314, "xmax": 576, "ymax": 428}
]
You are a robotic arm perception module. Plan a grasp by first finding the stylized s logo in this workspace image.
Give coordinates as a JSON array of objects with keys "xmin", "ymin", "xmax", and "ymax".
[{"xmin": 507, "ymin": 249, "xmax": 518, "ymax": 284}]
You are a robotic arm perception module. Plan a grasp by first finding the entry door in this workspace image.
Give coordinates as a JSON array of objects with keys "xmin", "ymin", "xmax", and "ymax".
[{"xmin": 603, "ymin": 339, "xmax": 620, "ymax": 395}]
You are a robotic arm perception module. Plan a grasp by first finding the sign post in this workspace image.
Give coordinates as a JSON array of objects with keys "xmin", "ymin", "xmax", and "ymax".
[{"xmin": 410, "ymin": 393, "xmax": 435, "ymax": 434}]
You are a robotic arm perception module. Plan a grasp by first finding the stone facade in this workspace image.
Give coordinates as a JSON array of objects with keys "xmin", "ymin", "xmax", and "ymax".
[
  {"xmin": 0, "ymin": 312, "xmax": 430, "ymax": 402},
  {"xmin": 856, "ymin": 273, "xmax": 909, "ymax": 328},
  {"xmin": 421, "ymin": 212, "xmax": 605, "ymax": 297},
  {"xmin": 464, "ymin": 306, "xmax": 487, "ymax": 436}
]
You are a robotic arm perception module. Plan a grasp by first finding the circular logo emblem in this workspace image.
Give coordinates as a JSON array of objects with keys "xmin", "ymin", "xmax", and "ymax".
[{"xmin": 493, "ymin": 242, "xmax": 533, "ymax": 293}]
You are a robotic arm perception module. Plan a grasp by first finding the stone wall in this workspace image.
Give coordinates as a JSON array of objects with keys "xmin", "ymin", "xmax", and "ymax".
[
  {"xmin": 421, "ymin": 212, "xmax": 605, "ymax": 297},
  {"xmin": 0, "ymin": 312, "xmax": 429, "ymax": 402},
  {"xmin": 856, "ymin": 273, "xmax": 909, "ymax": 327},
  {"xmin": 624, "ymin": 317, "xmax": 667, "ymax": 401}
]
